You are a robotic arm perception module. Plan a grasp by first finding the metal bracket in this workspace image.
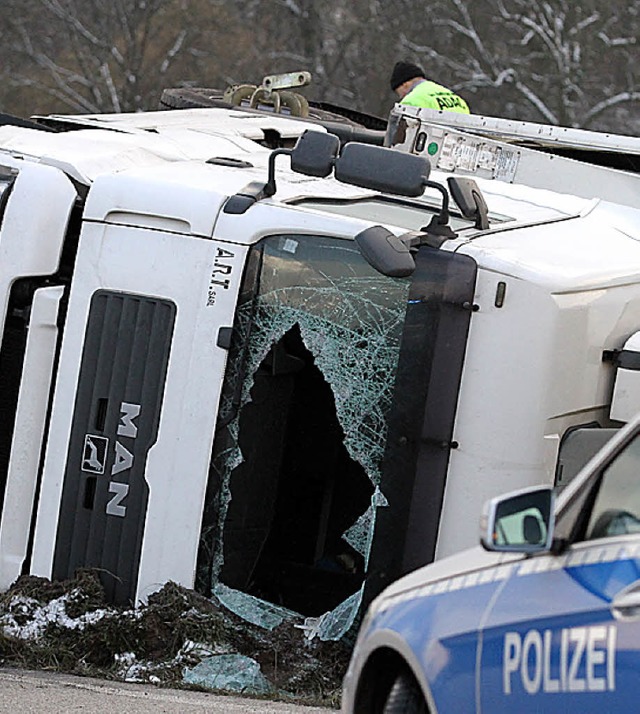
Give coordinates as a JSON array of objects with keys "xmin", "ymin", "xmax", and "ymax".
[
  {"xmin": 223, "ymin": 72, "xmax": 311, "ymax": 118},
  {"xmin": 262, "ymin": 71, "xmax": 311, "ymax": 93}
]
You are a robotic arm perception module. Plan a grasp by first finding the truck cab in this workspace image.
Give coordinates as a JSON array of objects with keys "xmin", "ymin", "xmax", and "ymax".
[{"xmin": 0, "ymin": 105, "xmax": 639, "ymax": 641}]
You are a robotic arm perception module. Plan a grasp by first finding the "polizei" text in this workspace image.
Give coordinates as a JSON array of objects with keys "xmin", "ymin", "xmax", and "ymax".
[{"xmin": 503, "ymin": 625, "xmax": 616, "ymax": 695}]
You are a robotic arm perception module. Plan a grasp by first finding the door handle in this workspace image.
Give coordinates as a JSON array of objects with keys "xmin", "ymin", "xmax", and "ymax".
[{"xmin": 612, "ymin": 580, "xmax": 640, "ymax": 620}]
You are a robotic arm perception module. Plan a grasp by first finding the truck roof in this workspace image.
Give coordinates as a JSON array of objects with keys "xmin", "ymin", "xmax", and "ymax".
[{"xmin": 2, "ymin": 107, "xmax": 640, "ymax": 293}]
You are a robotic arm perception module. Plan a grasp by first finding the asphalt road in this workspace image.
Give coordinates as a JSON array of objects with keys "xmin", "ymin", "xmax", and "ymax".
[{"xmin": 0, "ymin": 668, "xmax": 335, "ymax": 713}]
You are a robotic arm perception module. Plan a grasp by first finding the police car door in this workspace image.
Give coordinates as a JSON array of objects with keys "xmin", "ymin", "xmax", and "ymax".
[{"xmin": 478, "ymin": 429, "xmax": 640, "ymax": 712}]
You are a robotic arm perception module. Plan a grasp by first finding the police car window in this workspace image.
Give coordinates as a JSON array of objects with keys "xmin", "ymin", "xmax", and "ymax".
[{"xmin": 585, "ymin": 433, "xmax": 640, "ymax": 540}]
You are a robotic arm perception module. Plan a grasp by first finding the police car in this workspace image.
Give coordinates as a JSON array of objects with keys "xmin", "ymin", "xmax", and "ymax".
[{"xmin": 341, "ymin": 410, "xmax": 640, "ymax": 713}]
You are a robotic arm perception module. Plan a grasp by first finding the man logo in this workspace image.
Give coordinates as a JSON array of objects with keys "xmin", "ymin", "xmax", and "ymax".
[
  {"xmin": 105, "ymin": 402, "xmax": 141, "ymax": 518},
  {"xmin": 82, "ymin": 434, "xmax": 109, "ymax": 474}
]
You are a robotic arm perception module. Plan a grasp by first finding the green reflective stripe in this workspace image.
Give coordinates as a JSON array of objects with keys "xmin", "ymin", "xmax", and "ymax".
[{"xmin": 401, "ymin": 80, "xmax": 470, "ymax": 114}]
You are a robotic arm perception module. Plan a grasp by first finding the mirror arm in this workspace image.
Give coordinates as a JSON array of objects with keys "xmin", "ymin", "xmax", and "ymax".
[
  {"xmin": 420, "ymin": 179, "xmax": 457, "ymax": 239},
  {"xmin": 264, "ymin": 148, "xmax": 292, "ymax": 197},
  {"xmin": 424, "ymin": 179, "xmax": 451, "ymax": 224}
]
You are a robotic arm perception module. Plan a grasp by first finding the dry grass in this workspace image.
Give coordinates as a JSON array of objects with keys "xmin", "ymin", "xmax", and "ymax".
[{"xmin": 0, "ymin": 571, "xmax": 348, "ymax": 707}]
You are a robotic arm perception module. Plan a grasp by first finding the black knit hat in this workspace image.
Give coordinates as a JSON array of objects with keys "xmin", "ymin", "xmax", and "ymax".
[{"xmin": 390, "ymin": 61, "xmax": 425, "ymax": 91}]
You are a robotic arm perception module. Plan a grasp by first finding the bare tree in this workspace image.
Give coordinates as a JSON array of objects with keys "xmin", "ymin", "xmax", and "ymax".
[
  {"xmin": 1, "ymin": 0, "xmax": 637, "ymax": 132},
  {"xmin": 400, "ymin": 0, "xmax": 640, "ymax": 131},
  {"xmin": 2, "ymin": 0, "xmax": 217, "ymax": 114},
  {"xmin": 218, "ymin": 0, "xmax": 348, "ymax": 96},
  {"xmin": 218, "ymin": 0, "xmax": 422, "ymax": 117}
]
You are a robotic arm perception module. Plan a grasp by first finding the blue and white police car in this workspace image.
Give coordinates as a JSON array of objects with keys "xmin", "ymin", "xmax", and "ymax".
[{"xmin": 341, "ymin": 412, "xmax": 640, "ymax": 713}]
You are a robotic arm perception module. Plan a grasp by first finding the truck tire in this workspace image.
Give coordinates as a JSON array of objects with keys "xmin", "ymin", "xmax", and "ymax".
[
  {"xmin": 382, "ymin": 671, "xmax": 428, "ymax": 714},
  {"xmin": 159, "ymin": 87, "xmax": 232, "ymax": 110},
  {"xmin": 160, "ymin": 87, "xmax": 362, "ymax": 126}
]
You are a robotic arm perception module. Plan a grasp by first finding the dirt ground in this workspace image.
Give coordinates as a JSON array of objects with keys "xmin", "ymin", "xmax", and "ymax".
[
  {"xmin": 0, "ymin": 571, "xmax": 350, "ymax": 708},
  {"xmin": 0, "ymin": 668, "xmax": 334, "ymax": 713}
]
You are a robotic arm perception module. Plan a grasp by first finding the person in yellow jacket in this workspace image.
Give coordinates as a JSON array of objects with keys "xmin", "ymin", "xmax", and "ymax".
[{"xmin": 390, "ymin": 60, "xmax": 470, "ymax": 114}]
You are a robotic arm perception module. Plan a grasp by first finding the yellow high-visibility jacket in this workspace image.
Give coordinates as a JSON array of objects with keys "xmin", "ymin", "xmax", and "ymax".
[{"xmin": 401, "ymin": 79, "xmax": 470, "ymax": 113}]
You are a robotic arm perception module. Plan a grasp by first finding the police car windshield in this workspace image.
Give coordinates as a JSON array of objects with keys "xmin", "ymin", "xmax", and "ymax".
[{"xmin": 291, "ymin": 196, "xmax": 479, "ymax": 232}]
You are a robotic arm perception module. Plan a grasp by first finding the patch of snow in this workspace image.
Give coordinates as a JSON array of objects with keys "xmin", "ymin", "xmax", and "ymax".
[{"xmin": 0, "ymin": 591, "xmax": 109, "ymax": 641}]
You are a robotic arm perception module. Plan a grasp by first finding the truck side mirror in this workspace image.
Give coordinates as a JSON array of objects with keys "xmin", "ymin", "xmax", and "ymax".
[
  {"xmin": 355, "ymin": 225, "xmax": 416, "ymax": 278},
  {"xmin": 480, "ymin": 485, "xmax": 555, "ymax": 553},
  {"xmin": 335, "ymin": 143, "xmax": 431, "ymax": 197},
  {"xmin": 447, "ymin": 177, "xmax": 489, "ymax": 230},
  {"xmin": 261, "ymin": 130, "xmax": 340, "ymax": 199},
  {"xmin": 289, "ymin": 130, "xmax": 340, "ymax": 178}
]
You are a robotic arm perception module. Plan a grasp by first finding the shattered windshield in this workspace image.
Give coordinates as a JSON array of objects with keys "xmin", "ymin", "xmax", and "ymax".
[{"xmin": 198, "ymin": 233, "xmax": 410, "ymax": 639}]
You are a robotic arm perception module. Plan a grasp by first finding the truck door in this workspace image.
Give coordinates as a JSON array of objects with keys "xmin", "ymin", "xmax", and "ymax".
[{"xmin": 479, "ymin": 431, "xmax": 640, "ymax": 712}]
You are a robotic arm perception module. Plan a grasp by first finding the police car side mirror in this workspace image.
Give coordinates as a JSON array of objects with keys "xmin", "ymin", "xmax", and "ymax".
[
  {"xmin": 335, "ymin": 143, "xmax": 431, "ymax": 197},
  {"xmin": 480, "ymin": 485, "xmax": 555, "ymax": 554}
]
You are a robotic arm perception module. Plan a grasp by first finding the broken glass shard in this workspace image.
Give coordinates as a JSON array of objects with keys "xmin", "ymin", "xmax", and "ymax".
[{"xmin": 183, "ymin": 653, "xmax": 273, "ymax": 695}]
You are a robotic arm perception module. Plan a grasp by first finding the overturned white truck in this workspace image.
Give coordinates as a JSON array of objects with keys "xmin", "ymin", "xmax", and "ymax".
[{"xmin": 0, "ymin": 97, "xmax": 639, "ymax": 638}]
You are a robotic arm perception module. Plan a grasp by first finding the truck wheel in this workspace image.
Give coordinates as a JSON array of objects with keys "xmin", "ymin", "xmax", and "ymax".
[
  {"xmin": 383, "ymin": 671, "xmax": 428, "ymax": 714},
  {"xmin": 159, "ymin": 86, "xmax": 360, "ymax": 126},
  {"xmin": 159, "ymin": 87, "xmax": 231, "ymax": 110}
]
